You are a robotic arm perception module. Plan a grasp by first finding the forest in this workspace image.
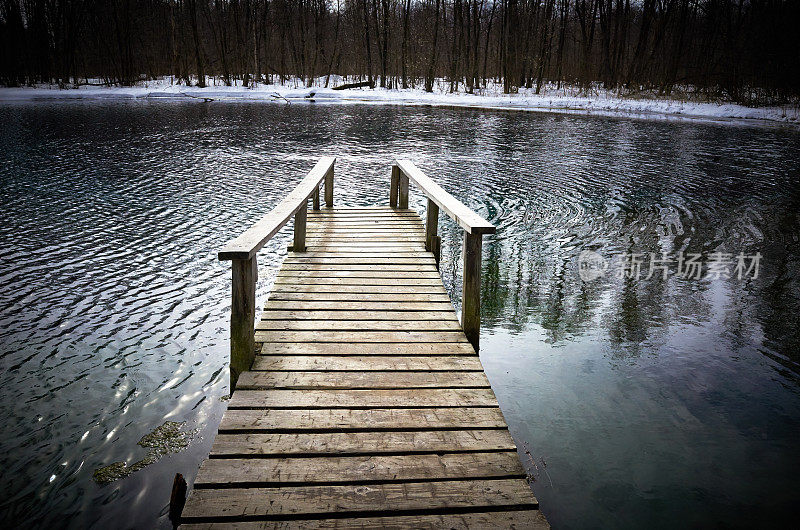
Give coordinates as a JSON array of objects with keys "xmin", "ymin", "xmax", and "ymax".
[{"xmin": 0, "ymin": 0, "xmax": 797, "ymax": 105}]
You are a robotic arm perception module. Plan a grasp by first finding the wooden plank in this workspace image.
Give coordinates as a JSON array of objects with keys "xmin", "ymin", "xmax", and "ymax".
[
  {"xmin": 256, "ymin": 320, "xmax": 460, "ymax": 331},
  {"xmin": 284, "ymin": 253, "xmax": 436, "ymax": 262},
  {"xmin": 273, "ymin": 277, "xmax": 443, "ymax": 286},
  {"xmin": 280, "ymin": 264, "xmax": 437, "ymax": 272},
  {"xmin": 180, "ymin": 509, "xmax": 549, "ymax": 529},
  {"xmin": 251, "ymin": 356, "xmax": 483, "ymax": 371},
  {"xmin": 254, "ymin": 331, "xmax": 468, "ymax": 343},
  {"xmin": 181, "ymin": 479, "xmax": 535, "ymax": 520},
  {"xmin": 305, "ymin": 240, "xmax": 426, "ymax": 245},
  {"xmin": 210, "ymin": 429, "xmax": 515, "ymax": 456},
  {"xmin": 259, "ymin": 310, "xmax": 457, "ymax": 321},
  {"xmin": 217, "ymin": 407, "xmax": 507, "ymax": 431},
  {"xmin": 219, "ymin": 157, "xmax": 335, "ymax": 260},
  {"xmin": 394, "ymin": 159, "xmax": 495, "ymax": 235},
  {"xmin": 303, "ymin": 245, "xmax": 426, "ymax": 252},
  {"xmin": 261, "ymin": 301, "xmax": 455, "ymax": 311},
  {"xmin": 269, "ymin": 285, "xmax": 447, "ymax": 295},
  {"xmin": 259, "ymin": 342, "xmax": 475, "ymax": 355},
  {"xmin": 275, "ymin": 270, "xmax": 442, "ymax": 279},
  {"xmin": 228, "ymin": 388, "xmax": 496, "ymax": 408},
  {"xmin": 194, "ymin": 451, "xmax": 524, "ymax": 487},
  {"xmin": 236, "ymin": 371, "xmax": 490, "ymax": 389},
  {"xmin": 265, "ymin": 293, "xmax": 451, "ymax": 302},
  {"xmin": 287, "ymin": 251, "xmax": 432, "ymax": 258}
]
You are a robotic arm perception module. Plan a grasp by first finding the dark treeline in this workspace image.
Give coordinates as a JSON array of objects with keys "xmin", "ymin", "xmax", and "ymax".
[{"xmin": 1, "ymin": 0, "xmax": 797, "ymax": 105}]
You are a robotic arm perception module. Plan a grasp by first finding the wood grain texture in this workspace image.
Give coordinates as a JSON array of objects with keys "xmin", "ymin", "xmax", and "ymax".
[
  {"xmin": 181, "ymin": 479, "xmax": 536, "ymax": 520},
  {"xmin": 250, "ymin": 355, "xmax": 483, "ymax": 371},
  {"xmin": 236, "ymin": 371, "xmax": 490, "ymax": 389},
  {"xmin": 210, "ymin": 429, "xmax": 516, "ymax": 456},
  {"xmin": 228, "ymin": 388, "xmax": 499, "ymax": 408},
  {"xmin": 194, "ymin": 451, "xmax": 524, "ymax": 486},
  {"xmin": 181, "ymin": 509, "xmax": 549, "ymax": 529},
  {"xmin": 258, "ymin": 342, "xmax": 475, "ymax": 355},
  {"xmin": 217, "ymin": 407, "xmax": 508, "ymax": 431}
]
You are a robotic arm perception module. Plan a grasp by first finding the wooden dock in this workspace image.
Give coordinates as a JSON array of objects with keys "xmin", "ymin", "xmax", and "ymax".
[{"xmin": 179, "ymin": 158, "xmax": 548, "ymax": 528}]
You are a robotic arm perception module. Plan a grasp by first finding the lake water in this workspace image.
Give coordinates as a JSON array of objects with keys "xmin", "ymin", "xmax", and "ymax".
[{"xmin": 1, "ymin": 101, "xmax": 799, "ymax": 528}]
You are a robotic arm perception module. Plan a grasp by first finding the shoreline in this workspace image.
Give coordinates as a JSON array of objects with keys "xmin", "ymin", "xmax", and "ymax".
[{"xmin": 2, "ymin": 80, "xmax": 798, "ymax": 129}]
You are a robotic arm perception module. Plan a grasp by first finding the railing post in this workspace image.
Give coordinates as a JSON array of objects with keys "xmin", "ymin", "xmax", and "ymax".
[
  {"xmin": 398, "ymin": 171, "xmax": 409, "ymax": 209},
  {"xmin": 425, "ymin": 198, "xmax": 439, "ymax": 251},
  {"xmin": 390, "ymin": 165, "xmax": 399, "ymax": 208},
  {"xmin": 312, "ymin": 185, "xmax": 320, "ymax": 210},
  {"xmin": 324, "ymin": 163, "xmax": 334, "ymax": 207},
  {"xmin": 431, "ymin": 235, "xmax": 441, "ymax": 269},
  {"xmin": 230, "ymin": 256, "xmax": 257, "ymax": 392},
  {"xmin": 293, "ymin": 199, "xmax": 307, "ymax": 252},
  {"xmin": 462, "ymin": 231, "xmax": 482, "ymax": 351}
]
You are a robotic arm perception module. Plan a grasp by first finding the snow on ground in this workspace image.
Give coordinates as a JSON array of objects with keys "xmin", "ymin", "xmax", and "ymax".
[{"xmin": 1, "ymin": 76, "xmax": 797, "ymax": 127}]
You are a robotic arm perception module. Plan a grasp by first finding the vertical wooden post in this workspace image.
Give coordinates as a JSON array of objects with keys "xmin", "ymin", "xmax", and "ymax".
[
  {"xmin": 462, "ymin": 231, "xmax": 482, "ymax": 351},
  {"xmin": 230, "ymin": 256, "xmax": 257, "ymax": 392},
  {"xmin": 425, "ymin": 198, "xmax": 439, "ymax": 251},
  {"xmin": 398, "ymin": 172, "xmax": 409, "ymax": 209},
  {"xmin": 390, "ymin": 165, "xmax": 399, "ymax": 208},
  {"xmin": 432, "ymin": 235, "xmax": 441, "ymax": 269},
  {"xmin": 312, "ymin": 185, "xmax": 320, "ymax": 210},
  {"xmin": 324, "ymin": 164, "xmax": 334, "ymax": 207},
  {"xmin": 294, "ymin": 199, "xmax": 307, "ymax": 252}
]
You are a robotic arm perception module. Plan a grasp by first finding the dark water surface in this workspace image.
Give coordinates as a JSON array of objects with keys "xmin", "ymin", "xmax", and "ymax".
[{"xmin": 1, "ymin": 102, "xmax": 799, "ymax": 528}]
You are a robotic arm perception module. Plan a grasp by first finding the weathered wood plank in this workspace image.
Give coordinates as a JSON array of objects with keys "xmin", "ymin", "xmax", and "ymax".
[
  {"xmin": 228, "ymin": 388, "xmax": 496, "ymax": 408},
  {"xmin": 181, "ymin": 479, "xmax": 535, "ymax": 520},
  {"xmin": 255, "ymin": 320, "xmax": 461, "ymax": 331},
  {"xmin": 269, "ymin": 285, "xmax": 447, "ymax": 295},
  {"xmin": 254, "ymin": 331, "xmax": 468, "ymax": 343},
  {"xmin": 217, "ymin": 407, "xmax": 507, "ymax": 431},
  {"xmin": 259, "ymin": 310, "xmax": 457, "ymax": 321},
  {"xmin": 251, "ymin": 355, "xmax": 482, "ymax": 371},
  {"xmin": 280, "ymin": 263, "xmax": 436, "ymax": 271},
  {"xmin": 273, "ymin": 277, "xmax": 443, "ymax": 286},
  {"xmin": 287, "ymin": 251, "xmax": 432, "ymax": 258},
  {"xmin": 282, "ymin": 258, "xmax": 437, "ymax": 265},
  {"xmin": 262, "ymin": 300, "xmax": 454, "ymax": 312},
  {"xmin": 194, "ymin": 451, "xmax": 523, "ymax": 487},
  {"xmin": 236, "ymin": 371, "xmax": 490, "ymax": 389},
  {"xmin": 258, "ymin": 342, "xmax": 475, "ymax": 355},
  {"xmin": 303, "ymin": 245, "xmax": 426, "ymax": 252},
  {"xmin": 210, "ymin": 429, "xmax": 515, "ymax": 456},
  {"xmin": 275, "ymin": 271, "xmax": 442, "ymax": 279},
  {"xmin": 180, "ymin": 509, "xmax": 549, "ymax": 529},
  {"xmin": 265, "ymin": 293, "xmax": 451, "ymax": 302}
]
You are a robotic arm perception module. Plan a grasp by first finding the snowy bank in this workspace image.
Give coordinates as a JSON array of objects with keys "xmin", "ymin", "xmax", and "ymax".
[{"xmin": 1, "ymin": 77, "xmax": 797, "ymax": 128}]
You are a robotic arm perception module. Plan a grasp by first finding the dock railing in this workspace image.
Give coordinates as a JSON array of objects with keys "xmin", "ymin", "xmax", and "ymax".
[
  {"xmin": 391, "ymin": 159, "xmax": 496, "ymax": 351},
  {"xmin": 218, "ymin": 157, "xmax": 335, "ymax": 388},
  {"xmin": 218, "ymin": 157, "xmax": 495, "ymax": 390}
]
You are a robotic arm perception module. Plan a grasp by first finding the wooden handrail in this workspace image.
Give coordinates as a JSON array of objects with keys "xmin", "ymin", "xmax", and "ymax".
[
  {"xmin": 390, "ymin": 159, "xmax": 495, "ymax": 351},
  {"xmin": 393, "ymin": 159, "xmax": 496, "ymax": 235},
  {"xmin": 219, "ymin": 156, "xmax": 336, "ymax": 261},
  {"xmin": 219, "ymin": 156, "xmax": 335, "ymax": 391}
]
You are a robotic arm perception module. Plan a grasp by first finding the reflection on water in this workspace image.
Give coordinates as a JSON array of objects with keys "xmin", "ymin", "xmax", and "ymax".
[{"xmin": 0, "ymin": 101, "xmax": 798, "ymax": 528}]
